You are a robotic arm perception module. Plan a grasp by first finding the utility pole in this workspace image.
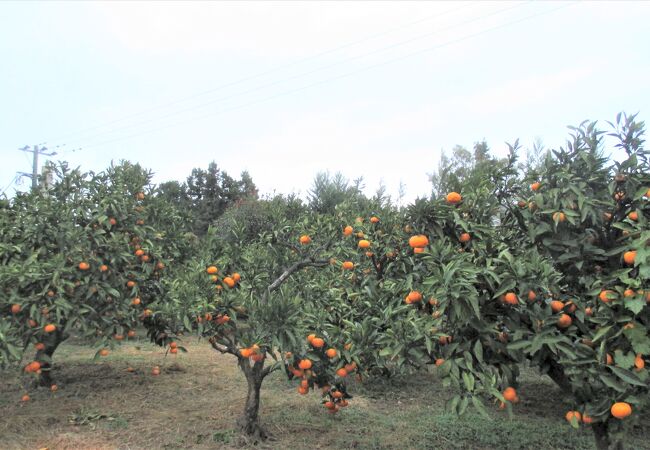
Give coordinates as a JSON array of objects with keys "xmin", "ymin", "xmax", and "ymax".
[{"xmin": 18, "ymin": 145, "xmax": 57, "ymax": 190}]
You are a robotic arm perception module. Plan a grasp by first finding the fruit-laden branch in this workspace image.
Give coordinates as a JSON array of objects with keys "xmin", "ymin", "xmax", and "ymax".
[{"xmin": 265, "ymin": 258, "xmax": 330, "ymax": 295}]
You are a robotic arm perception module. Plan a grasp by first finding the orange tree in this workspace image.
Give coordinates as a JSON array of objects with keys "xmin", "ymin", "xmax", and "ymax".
[
  {"xmin": 319, "ymin": 116, "xmax": 649, "ymax": 450},
  {"xmin": 497, "ymin": 114, "xmax": 650, "ymax": 449},
  {"xmin": 314, "ymin": 182, "xmax": 562, "ymax": 399},
  {"xmin": 0, "ymin": 161, "xmax": 186, "ymax": 388},
  {"xmin": 153, "ymin": 197, "xmax": 356, "ymax": 439}
]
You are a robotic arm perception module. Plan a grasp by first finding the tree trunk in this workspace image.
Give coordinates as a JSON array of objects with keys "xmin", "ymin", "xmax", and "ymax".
[
  {"xmin": 237, "ymin": 358, "xmax": 268, "ymax": 440},
  {"xmin": 35, "ymin": 329, "xmax": 66, "ymax": 387},
  {"xmin": 545, "ymin": 360, "xmax": 573, "ymax": 394}
]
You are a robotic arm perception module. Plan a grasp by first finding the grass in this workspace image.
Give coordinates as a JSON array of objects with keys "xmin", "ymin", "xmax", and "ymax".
[{"xmin": 1, "ymin": 336, "xmax": 648, "ymax": 450}]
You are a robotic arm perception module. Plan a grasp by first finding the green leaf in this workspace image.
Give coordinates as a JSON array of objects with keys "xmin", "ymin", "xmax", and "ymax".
[
  {"xmin": 623, "ymin": 297, "xmax": 645, "ymax": 315},
  {"xmin": 593, "ymin": 326, "xmax": 613, "ymax": 343},
  {"xmin": 473, "ymin": 340, "xmax": 483, "ymax": 363},
  {"xmin": 609, "ymin": 366, "xmax": 646, "ymax": 386},
  {"xmin": 599, "ymin": 376, "xmax": 627, "ymax": 396},
  {"xmin": 471, "ymin": 396, "xmax": 491, "ymax": 419}
]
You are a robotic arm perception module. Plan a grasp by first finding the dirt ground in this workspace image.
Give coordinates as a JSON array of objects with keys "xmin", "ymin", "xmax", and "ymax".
[{"xmin": 1, "ymin": 336, "xmax": 648, "ymax": 450}]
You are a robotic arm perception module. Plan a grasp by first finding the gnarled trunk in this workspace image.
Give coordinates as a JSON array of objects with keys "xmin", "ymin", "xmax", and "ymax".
[
  {"xmin": 237, "ymin": 357, "xmax": 268, "ymax": 440},
  {"xmin": 35, "ymin": 329, "xmax": 66, "ymax": 387}
]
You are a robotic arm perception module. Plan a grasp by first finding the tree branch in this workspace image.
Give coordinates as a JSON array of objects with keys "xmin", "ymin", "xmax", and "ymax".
[{"xmin": 266, "ymin": 258, "xmax": 329, "ymax": 294}]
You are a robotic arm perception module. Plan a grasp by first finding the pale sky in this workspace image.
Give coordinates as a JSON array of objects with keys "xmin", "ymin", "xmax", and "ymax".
[{"xmin": 1, "ymin": 1, "xmax": 649, "ymax": 203}]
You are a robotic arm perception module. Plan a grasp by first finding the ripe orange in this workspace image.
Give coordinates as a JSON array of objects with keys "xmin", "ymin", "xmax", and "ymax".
[
  {"xmin": 343, "ymin": 225, "xmax": 353, "ymax": 236},
  {"xmin": 585, "ymin": 307, "xmax": 593, "ymax": 316},
  {"xmin": 78, "ymin": 262, "xmax": 90, "ymax": 270},
  {"xmin": 135, "ymin": 249, "xmax": 145, "ymax": 257},
  {"xmin": 517, "ymin": 200, "xmax": 527, "ymax": 208},
  {"xmin": 358, "ymin": 239, "xmax": 371, "ymax": 249},
  {"xmin": 553, "ymin": 211, "xmax": 566, "ymax": 222},
  {"xmin": 141, "ymin": 254, "xmax": 150, "ymax": 262},
  {"xmin": 414, "ymin": 247, "xmax": 425, "ymax": 254},
  {"xmin": 47, "ymin": 290, "xmax": 55, "ymax": 298},
  {"xmin": 25, "ymin": 361, "xmax": 41, "ymax": 373},
  {"xmin": 606, "ymin": 354, "xmax": 614, "ymax": 365},
  {"xmin": 565, "ymin": 411, "xmax": 582, "ymax": 423},
  {"xmin": 127, "ymin": 330, "xmax": 136, "ymax": 338},
  {"xmin": 126, "ymin": 280, "xmax": 136, "ymax": 288},
  {"xmin": 151, "ymin": 366, "xmax": 161, "ymax": 376},
  {"xmin": 599, "ymin": 290, "xmax": 615, "ymax": 303},
  {"xmin": 156, "ymin": 262, "xmax": 165, "ymax": 270},
  {"xmin": 628, "ymin": 211, "xmax": 638, "ymax": 221},
  {"xmin": 406, "ymin": 291, "xmax": 423, "ymax": 303},
  {"xmin": 109, "ymin": 217, "xmax": 117, "ymax": 226},
  {"xmin": 326, "ymin": 348, "xmax": 337, "ymax": 358},
  {"xmin": 459, "ymin": 233, "xmax": 471, "ymax": 243},
  {"xmin": 635, "ymin": 354, "xmax": 645, "ymax": 370},
  {"xmin": 446, "ymin": 192, "xmax": 462, "ymax": 204},
  {"xmin": 99, "ymin": 349, "xmax": 109, "ymax": 357},
  {"xmin": 306, "ymin": 334, "xmax": 316, "ymax": 343},
  {"xmin": 132, "ymin": 297, "xmax": 141, "ymax": 306},
  {"xmin": 342, "ymin": 261, "xmax": 354, "ymax": 270},
  {"xmin": 11, "ymin": 304, "xmax": 21, "ymax": 314},
  {"xmin": 530, "ymin": 182, "xmax": 541, "ymax": 191},
  {"xmin": 370, "ymin": 216, "xmax": 380, "ymax": 223},
  {"xmin": 251, "ymin": 353, "xmax": 264, "ymax": 362},
  {"xmin": 114, "ymin": 334, "xmax": 124, "ymax": 341},
  {"xmin": 527, "ymin": 290, "xmax": 537, "ymax": 302},
  {"xmin": 409, "ymin": 234, "xmax": 425, "ymax": 246},
  {"xmin": 170, "ymin": 347, "xmax": 178, "ymax": 354},
  {"xmin": 50, "ymin": 384, "xmax": 58, "ymax": 392},
  {"xmin": 623, "ymin": 250, "xmax": 636, "ymax": 266},
  {"xmin": 311, "ymin": 337, "xmax": 325, "ymax": 348},
  {"xmin": 550, "ymin": 300, "xmax": 565, "ymax": 313},
  {"xmin": 336, "ymin": 368, "xmax": 348, "ymax": 377},
  {"xmin": 43, "ymin": 324, "xmax": 56, "ymax": 333},
  {"xmin": 344, "ymin": 343, "xmax": 352, "ymax": 351},
  {"xmin": 35, "ymin": 342, "xmax": 45, "ymax": 351},
  {"xmin": 100, "ymin": 264, "xmax": 108, "ymax": 272},
  {"xmin": 557, "ymin": 314, "xmax": 572, "ymax": 329},
  {"xmin": 232, "ymin": 273, "xmax": 241, "ymax": 282},
  {"xmin": 503, "ymin": 292, "xmax": 518, "ymax": 305},
  {"xmin": 298, "ymin": 359, "xmax": 312, "ymax": 370},
  {"xmin": 564, "ymin": 301, "xmax": 577, "ymax": 314},
  {"xmin": 240, "ymin": 348, "xmax": 254, "ymax": 358},
  {"xmin": 21, "ymin": 394, "xmax": 30, "ymax": 402},
  {"xmin": 223, "ymin": 277, "xmax": 235, "ymax": 288},
  {"xmin": 206, "ymin": 266, "xmax": 218, "ymax": 274},
  {"xmin": 435, "ymin": 358, "xmax": 445, "ymax": 367},
  {"xmin": 611, "ymin": 402, "xmax": 632, "ymax": 419},
  {"xmin": 297, "ymin": 386, "xmax": 308, "ymax": 395},
  {"xmin": 582, "ymin": 413, "xmax": 594, "ymax": 424},
  {"xmin": 299, "ymin": 235, "xmax": 311, "ymax": 245},
  {"xmin": 503, "ymin": 387, "xmax": 517, "ymax": 402}
]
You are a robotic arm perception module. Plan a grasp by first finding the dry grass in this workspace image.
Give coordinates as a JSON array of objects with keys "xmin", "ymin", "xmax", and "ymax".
[{"xmin": 1, "ymin": 336, "xmax": 649, "ymax": 450}]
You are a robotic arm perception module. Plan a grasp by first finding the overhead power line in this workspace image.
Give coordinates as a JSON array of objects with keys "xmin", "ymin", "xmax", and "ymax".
[
  {"xmin": 62, "ymin": 2, "xmax": 575, "ymax": 152},
  {"xmin": 47, "ymin": 3, "xmax": 472, "ymax": 145},
  {"xmin": 55, "ymin": 2, "xmax": 527, "ymax": 149}
]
